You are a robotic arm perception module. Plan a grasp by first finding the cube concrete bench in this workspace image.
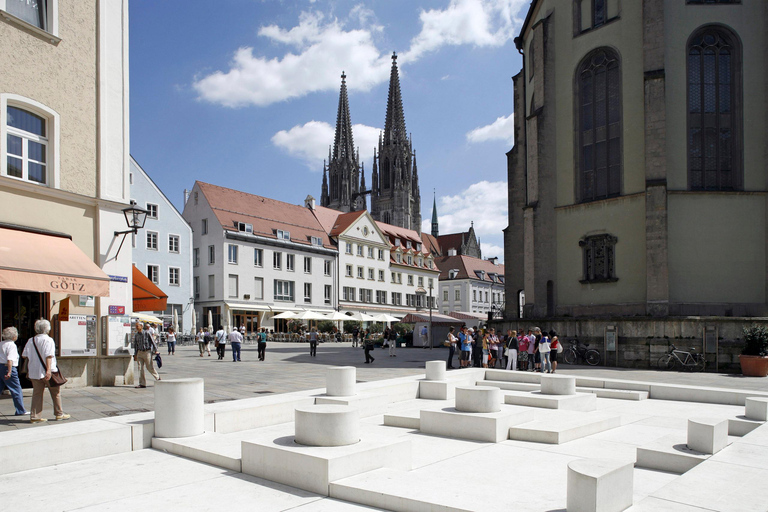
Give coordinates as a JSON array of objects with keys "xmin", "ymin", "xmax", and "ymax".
[
  {"xmin": 687, "ymin": 417, "xmax": 728, "ymax": 455},
  {"xmin": 635, "ymin": 433, "xmax": 709, "ymax": 474},
  {"xmin": 745, "ymin": 397, "xmax": 768, "ymax": 421},
  {"xmin": 420, "ymin": 406, "xmax": 534, "ymax": 443},
  {"xmin": 504, "ymin": 390, "xmax": 597, "ymax": 411},
  {"xmin": 567, "ymin": 458, "xmax": 634, "ymax": 512},
  {"xmin": 419, "ymin": 380, "xmax": 454, "ymax": 400}
]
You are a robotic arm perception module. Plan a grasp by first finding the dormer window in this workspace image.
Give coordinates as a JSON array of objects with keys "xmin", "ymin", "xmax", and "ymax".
[
  {"xmin": 475, "ymin": 270, "xmax": 486, "ymax": 281},
  {"xmin": 448, "ymin": 269, "xmax": 459, "ymax": 279},
  {"xmin": 418, "ymin": 258, "xmax": 423, "ymax": 267},
  {"xmin": 277, "ymin": 230, "xmax": 290, "ymax": 240},
  {"xmin": 406, "ymin": 240, "xmax": 412, "ymax": 249},
  {"xmin": 311, "ymin": 236, "xmax": 323, "ymax": 246},
  {"xmin": 396, "ymin": 254, "xmax": 402, "ymax": 263},
  {"xmin": 394, "ymin": 238, "xmax": 401, "ymax": 247},
  {"xmin": 416, "ymin": 243, "xmax": 421, "ymax": 251},
  {"xmin": 237, "ymin": 222, "xmax": 253, "ymax": 234}
]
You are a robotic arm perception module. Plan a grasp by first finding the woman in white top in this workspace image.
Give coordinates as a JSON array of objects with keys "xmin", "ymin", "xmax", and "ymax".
[
  {"xmin": 22, "ymin": 319, "xmax": 70, "ymax": 423},
  {"xmin": 1, "ymin": 326, "xmax": 28, "ymax": 415},
  {"xmin": 536, "ymin": 328, "xmax": 552, "ymax": 374}
]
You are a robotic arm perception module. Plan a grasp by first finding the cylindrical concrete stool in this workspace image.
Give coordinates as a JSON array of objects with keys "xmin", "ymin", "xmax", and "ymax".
[
  {"xmin": 540, "ymin": 374, "xmax": 576, "ymax": 395},
  {"xmin": 295, "ymin": 404, "xmax": 359, "ymax": 446},
  {"xmin": 426, "ymin": 360, "xmax": 447, "ymax": 381},
  {"xmin": 326, "ymin": 366, "xmax": 356, "ymax": 397},
  {"xmin": 154, "ymin": 378, "xmax": 205, "ymax": 438},
  {"xmin": 455, "ymin": 386, "xmax": 500, "ymax": 413}
]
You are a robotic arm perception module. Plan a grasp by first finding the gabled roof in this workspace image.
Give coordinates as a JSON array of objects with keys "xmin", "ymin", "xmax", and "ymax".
[
  {"xmin": 194, "ymin": 182, "xmax": 333, "ymax": 249},
  {"xmin": 434, "ymin": 255, "xmax": 505, "ymax": 282},
  {"xmin": 421, "ymin": 232, "xmax": 441, "ymax": 256},
  {"xmin": 312, "ymin": 205, "xmax": 341, "ymax": 234},
  {"xmin": 375, "ymin": 221, "xmax": 426, "ymax": 253},
  {"xmin": 329, "ymin": 210, "xmax": 367, "ymax": 237},
  {"xmin": 437, "ymin": 231, "xmax": 469, "ymax": 253}
]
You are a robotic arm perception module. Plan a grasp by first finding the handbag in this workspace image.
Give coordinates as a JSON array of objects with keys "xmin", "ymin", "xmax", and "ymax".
[
  {"xmin": 557, "ymin": 343, "xmax": 564, "ymax": 354},
  {"xmin": 154, "ymin": 353, "xmax": 163, "ymax": 368},
  {"xmin": 32, "ymin": 337, "xmax": 67, "ymax": 387}
]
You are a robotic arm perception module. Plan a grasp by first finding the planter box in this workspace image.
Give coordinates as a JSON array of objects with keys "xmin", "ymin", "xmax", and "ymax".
[{"xmin": 739, "ymin": 355, "xmax": 768, "ymax": 377}]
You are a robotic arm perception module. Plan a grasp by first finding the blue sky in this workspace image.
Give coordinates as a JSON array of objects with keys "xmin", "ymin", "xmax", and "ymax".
[{"xmin": 129, "ymin": 0, "xmax": 528, "ymax": 260}]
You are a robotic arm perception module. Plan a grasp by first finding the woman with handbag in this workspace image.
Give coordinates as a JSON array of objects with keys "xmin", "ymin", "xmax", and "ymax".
[
  {"xmin": 445, "ymin": 326, "xmax": 458, "ymax": 369},
  {"xmin": 1, "ymin": 326, "xmax": 28, "ymax": 416},
  {"xmin": 21, "ymin": 319, "xmax": 70, "ymax": 423},
  {"xmin": 550, "ymin": 335, "xmax": 561, "ymax": 373}
]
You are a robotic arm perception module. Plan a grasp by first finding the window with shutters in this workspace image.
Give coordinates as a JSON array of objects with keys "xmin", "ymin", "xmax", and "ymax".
[
  {"xmin": 687, "ymin": 26, "xmax": 741, "ymax": 191},
  {"xmin": 577, "ymin": 48, "xmax": 621, "ymax": 203}
]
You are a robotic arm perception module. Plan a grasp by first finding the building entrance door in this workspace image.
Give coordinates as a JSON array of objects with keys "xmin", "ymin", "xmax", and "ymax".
[
  {"xmin": 1, "ymin": 290, "xmax": 46, "ymax": 387},
  {"xmin": 233, "ymin": 312, "xmax": 259, "ymax": 336}
]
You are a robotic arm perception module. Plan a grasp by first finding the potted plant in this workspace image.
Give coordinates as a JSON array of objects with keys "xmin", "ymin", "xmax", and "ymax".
[{"xmin": 740, "ymin": 325, "xmax": 768, "ymax": 377}]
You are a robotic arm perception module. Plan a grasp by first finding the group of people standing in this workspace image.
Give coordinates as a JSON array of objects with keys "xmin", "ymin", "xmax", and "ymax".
[
  {"xmin": 0, "ymin": 319, "xmax": 71, "ymax": 423},
  {"xmin": 446, "ymin": 325, "xmax": 561, "ymax": 373},
  {"xmin": 194, "ymin": 326, "xmax": 270, "ymax": 362}
]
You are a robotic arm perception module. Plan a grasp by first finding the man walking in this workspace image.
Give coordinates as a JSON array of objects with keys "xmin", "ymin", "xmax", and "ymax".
[
  {"xmin": 309, "ymin": 327, "xmax": 318, "ymax": 357},
  {"xmin": 420, "ymin": 325, "xmax": 429, "ymax": 348},
  {"xmin": 229, "ymin": 326, "xmax": 243, "ymax": 362},
  {"xmin": 132, "ymin": 323, "xmax": 160, "ymax": 388},
  {"xmin": 215, "ymin": 326, "xmax": 227, "ymax": 360},
  {"xmin": 257, "ymin": 328, "xmax": 267, "ymax": 361},
  {"xmin": 352, "ymin": 326, "xmax": 360, "ymax": 348}
]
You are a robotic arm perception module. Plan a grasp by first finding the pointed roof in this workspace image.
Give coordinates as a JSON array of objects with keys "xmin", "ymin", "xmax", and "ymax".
[
  {"xmin": 434, "ymin": 255, "xmax": 505, "ymax": 282},
  {"xmin": 383, "ymin": 53, "xmax": 407, "ymax": 146},
  {"xmin": 329, "ymin": 210, "xmax": 367, "ymax": 237},
  {"xmin": 333, "ymin": 72, "xmax": 357, "ymax": 164},
  {"xmin": 431, "ymin": 192, "xmax": 438, "ymax": 225}
]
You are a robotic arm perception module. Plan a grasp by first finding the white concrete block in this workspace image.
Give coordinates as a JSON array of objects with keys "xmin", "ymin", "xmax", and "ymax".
[
  {"xmin": 295, "ymin": 404, "xmax": 360, "ymax": 447},
  {"xmin": 383, "ymin": 410, "xmax": 420, "ymax": 429},
  {"xmin": 745, "ymin": 397, "xmax": 768, "ymax": 421},
  {"xmin": 241, "ymin": 435, "xmax": 411, "ymax": 496},
  {"xmin": 154, "ymin": 378, "xmax": 205, "ymax": 438},
  {"xmin": 152, "ymin": 433, "xmax": 242, "ymax": 472},
  {"xmin": 541, "ymin": 374, "xmax": 576, "ymax": 395},
  {"xmin": 576, "ymin": 387, "xmax": 649, "ymax": 401},
  {"xmin": 210, "ymin": 395, "xmax": 315, "ymax": 434},
  {"xmin": 728, "ymin": 417, "xmax": 762, "ymax": 437},
  {"xmin": 635, "ymin": 434, "xmax": 709, "ymax": 474},
  {"xmin": 485, "ymin": 368, "xmax": 541, "ymax": 384},
  {"xmin": 421, "ymin": 406, "xmax": 534, "ymax": 443},
  {"xmin": 327, "ymin": 366, "xmax": 356, "ymax": 397},
  {"xmin": 315, "ymin": 393, "xmax": 390, "ymax": 418},
  {"xmin": 479, "ymin": 379, "xmax": 540, "ymax": 392},
  {"xmin": 419, "ymin": 380, "xmax": 454, "ymax": 400},
  {"xmin": 509, "ymin": 412, "xmax": 621, "ymax": 445},
  {"xmin": 504, "ymin": 390, "xmax": 597, "ymax": 411},
  {"xmin": 567, "ymin": 458, "xmax": 634, "ymax": 512},
  {"xmin": 425, "ymin": 360, "xmax": 447, "ymax": 381},
  {"xmin": 687, "ymin": 417, "xmax": 728, "ymax": 455},
  {"xmin": 455, "ymin": 386, "xmax": 500, "ymax": 413}
]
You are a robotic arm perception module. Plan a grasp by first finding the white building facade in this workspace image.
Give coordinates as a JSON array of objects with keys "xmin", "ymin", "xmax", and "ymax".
[
  {"xmin": 130, "ymin": 157, "xmax": 193, "ymax": 332},
  {"xmin": 437, "ymin": 255, "xmax": 505, "ymax": 317},
  {"xmin": 183, "ymin": 182, "xmax": 336, "ymax": 333}
]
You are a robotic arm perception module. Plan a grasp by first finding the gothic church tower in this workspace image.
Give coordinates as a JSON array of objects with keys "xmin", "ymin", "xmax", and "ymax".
[
  {"xmin": 370, "ymin": 53, "xmax": 422, "ymax": 232},
  {"xmin": 321, "ymin": 72, "xmax": 364, "ymax": 212}
]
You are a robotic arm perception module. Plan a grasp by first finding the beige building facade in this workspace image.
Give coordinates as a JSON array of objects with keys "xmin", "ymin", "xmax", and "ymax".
[
  {"xmin": 0, "ymin": 1, "xmax": 133, "ymax": 385},
  {"xmin": 503, "ymin": 0, "xmax": 767, "ymax": 370}
]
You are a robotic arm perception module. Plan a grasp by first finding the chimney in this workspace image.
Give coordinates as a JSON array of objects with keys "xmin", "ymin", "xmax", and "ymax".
[
  {"xmin": 487, "ymin": 257, "xmax": 498, "ymax": 265},
  {"xmin": 305, "ymin": 195, "xmax": 316, "ymax": 210}
]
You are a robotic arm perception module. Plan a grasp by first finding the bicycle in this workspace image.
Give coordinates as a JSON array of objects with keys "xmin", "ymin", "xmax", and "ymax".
[
  {"xmin": 658, "ymin": 345, "xmax": 705, "ymax": 372},
  {"xmin": 562, "ymin": 340, "xmax": 601, "ymax": 366}
]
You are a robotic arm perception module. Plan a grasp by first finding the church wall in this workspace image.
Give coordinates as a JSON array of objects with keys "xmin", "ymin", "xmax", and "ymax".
[{"xmin": 556, "ymin": 193, "xmax": 646, "ymax": 310}]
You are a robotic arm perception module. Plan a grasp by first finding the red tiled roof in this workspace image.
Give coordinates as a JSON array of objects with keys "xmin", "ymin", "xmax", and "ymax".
[
  {"xmin": 421, "ymin": 232, "xmax": 441, "ymax": 256},
  {"xmin": 312, "ymin": 205, "xmax": 342, "ymax": 234},
  {"xmin": 434, "ymin": 255, "xmax": 505, "ymax": 282},
  {"xmin": 329, "ymin": 210, "xmax": 366, "ymax": 237},
  {"xmin": 437, "ymin": 232, "xmax": 469, "ymax": 252},
  {"xmin": 375, "ymin": 221, "xmax": 428, "ymax": 254},
  {"xmin": 195, "ymin": 182, "xmax": 333, "ymax": 248}
]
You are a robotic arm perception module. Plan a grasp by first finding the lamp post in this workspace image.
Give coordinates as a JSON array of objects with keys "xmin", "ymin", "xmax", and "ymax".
[
  {"xmin": 428, "ymin": 281, "xmax": 433, "ymax": 350},
  {"xmin": 113, "ymin": 200, "xmax": 149, "ymax": 258}
]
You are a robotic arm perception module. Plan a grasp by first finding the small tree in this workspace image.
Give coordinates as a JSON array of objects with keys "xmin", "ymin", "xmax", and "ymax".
[
  {"xmin": 316, "ymin": 320, "xmax": 335, "ymax": 333},
  {"xmin": 742, "ymin": 325, "xmax": 768, "ymax": 357},
  {"xmin": 343, "ymin": 320, "xmax": 361, "ymax": 333}
]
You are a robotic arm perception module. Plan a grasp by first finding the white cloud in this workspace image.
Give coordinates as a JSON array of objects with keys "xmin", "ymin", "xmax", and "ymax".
[
  {"xmin": 401, "ymin": 0, "xmax": 527, "ymax": 63},
  {"xmin": 480, "ymin": 242, "xmax": 504, "ymax": 261},
  {"xmin": 194, "ymin": 2, "xmax": 528, "ymax": 108},
  {"xmin": 466, "ymin": 112, "xmax": 515, "ymax": 144},
  {"xmin": 272, "ymin": 121, "xmax": 381, "ymax": 169},
  {"xmin": 194, "ymin": 11, "xmax": 390, "ymax": 108},
  {"xmin": 423, "ymin": 179, "xmax": 507, "ymax": 247}
]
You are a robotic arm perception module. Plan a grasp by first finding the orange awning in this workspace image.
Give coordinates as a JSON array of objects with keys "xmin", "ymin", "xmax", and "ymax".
[
  {"xmin": 132, "ymin": 265, "xmax": 168, "ymax": 312},
  {"xmin": 0, "ymin": 226, "xmax": 110, "ymax": 296}
]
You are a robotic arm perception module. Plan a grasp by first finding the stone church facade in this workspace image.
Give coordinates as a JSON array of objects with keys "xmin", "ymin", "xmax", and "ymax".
[
  {"xmin": 321, "ymin": 53, "xmax": 422, "ymax": 233},
  {"xmin": 502, "ymin": 0, "xmax": 768, "ymax": 371}
]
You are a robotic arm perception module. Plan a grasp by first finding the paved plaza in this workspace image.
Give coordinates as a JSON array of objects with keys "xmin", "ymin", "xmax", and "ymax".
[{"xmin": 2, "ymin": 342, "xmax": 768, "ymax": 512}]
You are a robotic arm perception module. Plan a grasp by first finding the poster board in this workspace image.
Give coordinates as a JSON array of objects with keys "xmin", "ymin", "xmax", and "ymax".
[
  {"xmin": 102, "ymin": 315, "xmax": 132, "ymax": 356},
  {"xmin": 57, "ymin": 315, "xmax": 97, "ymax": 356}
]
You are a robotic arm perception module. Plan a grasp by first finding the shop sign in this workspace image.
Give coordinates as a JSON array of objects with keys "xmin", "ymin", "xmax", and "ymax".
[
  {"xmin": 109, "ymin": 275, "xmax": 128, "ymax": 283},
  {"xmin": 79, "ymin": 295, "xmax": 95, "ymax": 307},
  {"xmin": 108, "ymin": 305, "xmax": 125, "ymax": 315},
  {"xmin": 59, "ymin": 297, "xmax": 70, "ymax": 322},
  {"xmin": 50, "ymin": 276, "xmax": 91, "ymax": 293}
]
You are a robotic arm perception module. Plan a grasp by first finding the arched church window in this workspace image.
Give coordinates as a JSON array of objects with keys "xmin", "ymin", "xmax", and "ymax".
[
  {"xmin": 577, "ymin": 48, "xmax": 621, "ymax": 203},
  {"xmin": 687, "ymin": 26, "xmax": 741, "ymax": 190}
]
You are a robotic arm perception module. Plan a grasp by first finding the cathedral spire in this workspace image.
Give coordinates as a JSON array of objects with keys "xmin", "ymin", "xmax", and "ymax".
[
  {"xmin": 334, "ymin": 71, "xmax": 357, "ymax": 165},
  {"xmin": 431, "ymin": 189, "xmax": 439, "ymax": 238},
  {"xmin": 383, "ymin": 52, "xmax": 407, "ymax": 146},
  {"xmin": 321, "ymin": 160, "xmax": 329, "ymax": 207}
]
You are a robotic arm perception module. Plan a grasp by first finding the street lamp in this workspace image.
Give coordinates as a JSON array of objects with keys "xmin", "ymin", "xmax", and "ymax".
[
  {"xmin": 113, "ymin": 200, "xmax": 149, "ymax": 257},
  {"xmin": 428, "ymin": 281, "xmax": 433, "ymax": 350}
]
